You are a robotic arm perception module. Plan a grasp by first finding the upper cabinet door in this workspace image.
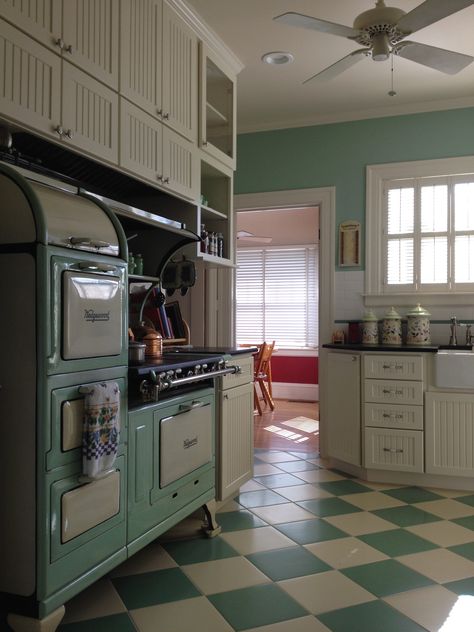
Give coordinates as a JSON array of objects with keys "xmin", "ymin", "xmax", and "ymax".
[
  {"xmin": 62, "ymin": 61, "xmax": 119, "ymax": 164},
  {"xmin": 120, "ymin": 0, "xmax": 162, "ymax": 117},
  {"xmin": 162, "ymin": 125, "xmax": 198, "ymax": 200},
  {"xmin": 62, "ymin": 0, "xmax": 119, "ymax": 90},
  {"xmin": 0, "ymin": 0, "xmax": 62, "ymax": 50},
  {"xmin": 162, "ymin": 1, "xmax": 197, "ymax": 142},
  {"xmin": 0, "ymin": 19, "xmax": 61, "ymax": 138}
]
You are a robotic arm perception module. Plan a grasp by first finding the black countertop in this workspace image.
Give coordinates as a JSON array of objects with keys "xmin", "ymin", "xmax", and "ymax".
[
  {"xmin": 323, "ymin": 343, "xmax": 439, "ymax": 353},
  {"xmin": 165, "ymin": 346, "xmax": 258, "ymax": 355}
]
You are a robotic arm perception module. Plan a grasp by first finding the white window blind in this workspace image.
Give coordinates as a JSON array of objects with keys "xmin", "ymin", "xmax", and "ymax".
[
  {"xmin": 384, "ymin": 175, "xmax": 474, "ymax": 292},
  {"xmin": 236, "ymin": 246, "xmax": 318, "ymax": 349}
]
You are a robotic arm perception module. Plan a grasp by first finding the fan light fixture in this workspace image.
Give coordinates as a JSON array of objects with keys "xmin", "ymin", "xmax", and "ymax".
[{"xmin": 262, "ymin": 51, "xmax": 294, "ymax": 65}]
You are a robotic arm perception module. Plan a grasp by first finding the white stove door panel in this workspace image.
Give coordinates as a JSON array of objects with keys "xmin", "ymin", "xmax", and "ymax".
[
  {"xmin": 63, "ymin": 271, "xmax": 122, "ymax": 359},
  {"xmin": 160, "ymin": 403, "xmax": 212, "ymax": 488}
]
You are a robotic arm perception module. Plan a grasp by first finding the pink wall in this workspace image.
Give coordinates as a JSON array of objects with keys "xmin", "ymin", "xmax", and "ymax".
[{"xmin": 271, "ymin": 356, "xmax": 318, "ymax": 384}]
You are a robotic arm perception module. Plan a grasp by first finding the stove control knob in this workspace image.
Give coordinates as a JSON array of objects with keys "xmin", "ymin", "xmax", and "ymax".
[
  {"xmin": 175, "ymin": 368, "xmax": 182, "ymax": 377},
  {"xmin": 202, "ymin": 364, "xmax": 208, "ymax": 373},
  {"xmin": 218, "ymin": 359, "xmax": 225, "ymax": 369},
  {"xmin": 187, "ymin": 369, "xmax": 194, "ymax": 377},
  {"xmin": 194, "ymin": 364, "xmax": 202, "ymax": 375}
]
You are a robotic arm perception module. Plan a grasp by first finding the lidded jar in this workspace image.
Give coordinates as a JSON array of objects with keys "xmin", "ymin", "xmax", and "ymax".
[
  {"xmin": 362, "ymin": 310, "xmax": 379, "ymax": 345},
  {"xmin": 406, "ymin": 304, "xmax": 431, "ymax": 345},
  {"xmin": 382, "ymin": 307, "xmax": 402, "ymax": 345}
]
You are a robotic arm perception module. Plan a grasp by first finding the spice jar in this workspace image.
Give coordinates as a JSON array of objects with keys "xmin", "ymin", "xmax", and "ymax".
[
  {"xmin": 406, "ymin": 304, "xmax": 431, "ymax": 345},
  {"xmin": 362, "ymin": 310, "xmax": 379, "ymax": 345},
  {"xmin": 382, "ymin": 307, "xmax": 402, "ymax": 345}
]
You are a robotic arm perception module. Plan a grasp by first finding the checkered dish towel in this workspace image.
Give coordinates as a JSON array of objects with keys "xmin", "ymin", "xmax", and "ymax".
[{"xmin": 82, "ymin": 381, "xmax": 120, "ymax": 479}]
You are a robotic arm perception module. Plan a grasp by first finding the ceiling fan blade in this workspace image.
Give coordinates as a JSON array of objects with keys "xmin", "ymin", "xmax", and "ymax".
[
  {"xmin": 397, "ymin": 0, "xmax": 474, "ymax": 35},
  {"xmin": 395, "ymin": 41, "xmax": 474, "ymax": 74},
  {"xmin": 274, "ymin": 12, "xmax": 360, "ymax": 39},
  {"xmin": 303, "ymin": 49, "xmax": 370, "ymax": 84}
]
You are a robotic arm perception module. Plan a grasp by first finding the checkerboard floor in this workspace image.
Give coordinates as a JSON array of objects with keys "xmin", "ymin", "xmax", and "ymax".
[{"xmin": 58, "ymin": 449, "xmax": 474, "ymax": 632}]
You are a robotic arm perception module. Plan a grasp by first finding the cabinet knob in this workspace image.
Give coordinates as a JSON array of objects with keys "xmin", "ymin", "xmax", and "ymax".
[
  {"xmin": 64, "ymin": 129, "xmax": 73, "ymax": 139},
  {"xmin": 55, "ymin": 38, "xmax": 65, "ymax": 50},
  {"xmin": 64, "ymin": 43, "xmax": 73, "ymax": 54},
  {"xmin": 163, "ymin": 176, "xmax": 170, "ymax": 184},
  {"xmin": 157, "ymin": 174, "xmax": 163, "ymax": 182},
  {"xmin": 202, "ymin": 140, "xmax": 208, "ymax": 147},
  {"xmin": 54, "ymin": 125, "xmax": 64, "ymax": 137},
  {"xmin": 157, "ymin": 109, "xmax": 163, "ymax": 117},
  {"xmin": 163, "ymin": 112, "xmax": 169, "ymax": 120}
]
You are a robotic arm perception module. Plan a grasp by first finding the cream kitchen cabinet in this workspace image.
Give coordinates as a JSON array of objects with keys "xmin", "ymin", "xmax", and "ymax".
[
  {"xmin": 326, "ymin": 351, "xmax": 361, "ymax": 466},
  {"xmin": 425, "ymin": 392, "xmax": 474, "ymax": 477},
  {"xmin": 0, "ymin": 0, "xmax": 119, "ymax": 89},
  {"xmin": 363, "ymin": 354, "xmax": 424, "ymax": 473},
  {"xmin": 120, "ymin": 98, "xmax": 198, "ymax": 200},
  {"xmin": 120, "ymin": 0, "xmax": 198, "ymax": 142},
  {"xmin": 200, "ymin": 42, "xmax": 236, "ymax": 169},
  {"xmin": 216, "ymin": 354, "xmax": 254, "ymax": 501}
]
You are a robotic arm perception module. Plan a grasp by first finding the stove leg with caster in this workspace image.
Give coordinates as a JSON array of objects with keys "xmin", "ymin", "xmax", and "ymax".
[
  {"xmin": 7, "ymin": 606, "xmax": 65, "ymax": 632},
  {"xmin": 201, "ymin": 501, "xmax": 221, "ymax": 537}
]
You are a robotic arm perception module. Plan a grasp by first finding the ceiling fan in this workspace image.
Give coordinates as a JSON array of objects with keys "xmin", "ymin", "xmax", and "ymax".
[
  {"xmin": 274, "ymin": 0, "xmax": 474, "ymax": 83},
  {"xmin": 236, "ymin": 230, "xmax": 272, "ymax": 243}
]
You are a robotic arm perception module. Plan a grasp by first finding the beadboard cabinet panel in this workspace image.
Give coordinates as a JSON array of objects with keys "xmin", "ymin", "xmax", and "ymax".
[
  {"xmin": 62, "ymin": 0, "xmax": 119, "ymax": 89},
  {"xmin": 120, "ymin": 0, "xmax": 162, "ymax": 115},
  {"xmin": 162, "ymin": 124, "xmax": 198, "ymax": 200},
  {"xmin": 62, "ymin": 61, "xmax": 118, "ymax": 164},
  {"xmin": 0, "ymin": 18, "xmax": 61, "ymax": 137},
  {"xmin": 0, "ymin": 0, "xmax": 61, "ymax": 50}
]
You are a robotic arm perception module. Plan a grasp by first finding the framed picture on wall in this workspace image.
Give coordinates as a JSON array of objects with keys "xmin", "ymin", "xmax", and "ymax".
[{"xmin": 339, "ymin": 220, "xmax": 360, "ymax": 266}]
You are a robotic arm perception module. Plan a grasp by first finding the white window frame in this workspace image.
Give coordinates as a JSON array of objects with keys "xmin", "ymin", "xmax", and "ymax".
[{"xmin": 366, "ymin": 155, "xmax": 474, "ymax": 307}]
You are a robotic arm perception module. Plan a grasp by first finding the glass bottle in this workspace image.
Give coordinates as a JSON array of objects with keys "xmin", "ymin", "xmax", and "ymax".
[
  {"xmin": 134, "ymin": 253, "xmax": 144, "ymax": 276},
  {"xmin": 200, "ymin": 224, "xmax": 208, "ymax": 253},
  {"xmin": 217, "ymin": 232, "xmax": 224, "ymax": 257},
  {"xmin": 128, "ymin": 252, "xmax": 135, "ymax": 274}
]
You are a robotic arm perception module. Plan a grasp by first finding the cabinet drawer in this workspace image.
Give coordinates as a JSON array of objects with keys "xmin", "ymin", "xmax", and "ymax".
[
  {"xmin": 364, "ymin": 403, "xmax": 423, "ymax": 430},
  {"xmin": 364, "ymin": 354, "xmax": 423, "ymax": 381},
  {"xmin": 220, "ymin": 355, "xmax": 253, "ymax": 390},
  {"xmin": 364, "ymin": 428, "xmax": 423, "ymax": 472},
  {"xmin": 364, "ymin": 379, "xmax": 423, "ymax": 405}
]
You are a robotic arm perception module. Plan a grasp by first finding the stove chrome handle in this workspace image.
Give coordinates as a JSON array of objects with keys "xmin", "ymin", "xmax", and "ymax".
[
  {"xmin": 179, "ymin": 400, "xmax": 206, "ymax": 413},
  {"xmin": 76, "ymin": 262, "xmax": 119, "ymax": 273},
  {"xmin": 159, "ymin": 365, "xmax": 241, "ymax": 389},
  {"xmin": 69, "ymin": 237, "xmax": 112, "ymax": 249}
]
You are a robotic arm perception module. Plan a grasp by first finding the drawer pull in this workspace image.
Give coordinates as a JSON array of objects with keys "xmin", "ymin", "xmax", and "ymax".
[
  {"xmin": 382, "ymin": 413, "xmax": 404, "ymax": 419},
  {"xmin": 382, "ymin": 389, "xmax": 403, "ymax": 395},
  {"xmin": 382, "ymin": 364, "xmax": 403, "ymax": 370},
  {"xmin": 383, "ymin": 447, "xmax": 404, "ymax": 453}
]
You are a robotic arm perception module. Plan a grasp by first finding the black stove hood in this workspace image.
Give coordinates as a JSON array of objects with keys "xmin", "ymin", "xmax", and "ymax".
[{"xmin": 1, "ymin": 130, "xmax": 200, "ymax": 278}]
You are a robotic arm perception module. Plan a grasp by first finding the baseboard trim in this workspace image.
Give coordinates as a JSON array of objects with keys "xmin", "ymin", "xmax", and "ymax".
[{"xmin": 272, "ymin": 382, "xmax": 319, "ymax": 402}]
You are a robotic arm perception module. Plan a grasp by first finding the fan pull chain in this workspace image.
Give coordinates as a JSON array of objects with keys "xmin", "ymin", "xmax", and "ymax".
[{"xmin": 388, "ymin": 55, "xmax": 397, "ymax": 96}]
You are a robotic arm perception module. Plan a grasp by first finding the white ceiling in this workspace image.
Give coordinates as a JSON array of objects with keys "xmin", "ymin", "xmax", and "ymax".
[{"xmin": 186, "ymin": 0, "xmax": 474, "ymax": 132}]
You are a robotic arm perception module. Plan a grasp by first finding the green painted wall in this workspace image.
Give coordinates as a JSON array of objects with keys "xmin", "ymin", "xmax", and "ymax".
[{"xmin": 235, "ymin": 107, "xmax": 474, "ymax": 267}]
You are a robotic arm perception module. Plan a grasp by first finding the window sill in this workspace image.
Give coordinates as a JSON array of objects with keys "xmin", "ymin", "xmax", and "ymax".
[
  {"xmin": 364, "ymin": 293, "xmax": 474, "ymax": 307},
  {"xmin": 275, "ymin": 348, "xmax": 319, "ymax": 357}
]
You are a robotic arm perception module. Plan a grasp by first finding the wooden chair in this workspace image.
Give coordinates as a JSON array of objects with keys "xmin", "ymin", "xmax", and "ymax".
[{"xmin": 253, "ymin": 341, "xmax": 275, "ymax": 415}]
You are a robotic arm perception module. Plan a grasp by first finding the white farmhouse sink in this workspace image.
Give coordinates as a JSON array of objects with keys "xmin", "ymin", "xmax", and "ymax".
[{"xmin": 434, "ymin": 349, "xmax": 474, "ymax": 388}]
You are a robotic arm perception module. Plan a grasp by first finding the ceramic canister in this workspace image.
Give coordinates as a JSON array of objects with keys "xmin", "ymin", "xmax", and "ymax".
[
  {"xmin": 406, "ymin": 304, "xmax": 431, "ymax": 345},
  {"xmin": 382, "ymin": 306, "xmax": 402, "ymax": 345},
  {"xmin": 362, "ymin": 310, "xmax": 379, "ymax": 345}
]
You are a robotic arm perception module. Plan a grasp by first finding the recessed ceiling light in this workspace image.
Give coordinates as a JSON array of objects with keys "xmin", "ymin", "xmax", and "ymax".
[{"xmin": 261, "ymin": 51, "xmax": 294, "ymax": 65}]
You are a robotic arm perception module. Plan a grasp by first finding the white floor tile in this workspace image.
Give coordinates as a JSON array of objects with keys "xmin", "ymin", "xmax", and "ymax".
[
  {"xmin": 415, "ymin": 499, "xmax": 474, "ymax": 520},
  {"xmin": 272, "ymin": 484, "xmax": 332, "ymax": 502},
  {"xmin": 130, "ymin": 596, "xmax": 234, "ymax": 632},
  {"xmin": 292, "ymin": 470, "xmax": 345, "ymax": 484},
  {"xmin": 256, "ymin": 452, "xmax": 302, "ymax": 464},
  {"xmin": 240, "ymin": 479, "xmax": 267, "ymax": 492},
  {"xmin": 324, "ymin": 511, "xmax": 395, "ymax": 536},
  {"xmin": 181, "ymin": 557, "xmax": 269, "ymax": 595},
  {"xmin": 397, "ymin": 548, "xmax": 474, "ymax": 583},
  {"xmin": 254, "ymin": 463, "xmax": 286, "ymax": 476},
  {"xmin": 339, "ymin": 491, "xmax": 404, "ymax": 511},
  {"xmin": 250, "ymin": 503, "xmax": 316, "ymax": 524},
  {"xmin": 220, "ymin": 526, "xmax": 296, "ymax": 555},
  {"xmin": 62, "ymin": 579, "xmax": 126, "ymax": 623},
  {"xmin": 305, "ymin": 537, "xmax": 388, "ymax": 569},
  {"xmin": 407, "ymin": 520, "xmax": 474, "ymax": 547},
  {"xmin": 384, "ymin": 585, "xmax": 460, "ymax": 632},
  {"xmin": 278, "ymin": 570, "xmax": 376, "ymax": 614},
  {"xmin": 217, "ymin": 499, "xmax": 242, "ymax": 513},
  {"xmin": 109, "ymin": 541, "xmax": 177, "ymax": 578},
  {"xmin": 245, "ymin": 615, "xmax": 332, "ymax": 632}
]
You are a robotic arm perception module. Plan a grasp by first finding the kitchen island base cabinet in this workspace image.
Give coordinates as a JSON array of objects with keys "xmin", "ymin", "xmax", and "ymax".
[
  {"xmin": 326, "ymin": 352, "xmax": 361, "ymax": 466},
  {"xmin": 8, "ymin": 606, "xmax": 65, "ymax": 632}
]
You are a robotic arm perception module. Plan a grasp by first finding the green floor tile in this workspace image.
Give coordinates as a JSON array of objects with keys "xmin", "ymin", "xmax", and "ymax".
[
  {"xmin": 275, "ymin": 518, "xmax": 347, "ymax": 544},
  {"xmin": 318, "ymin": 599, "xmax": 427, "ymax": 632},
  {"xmin": 318, "ymin": 480, "xmax": 372, "ymax": 496},
  {"xmin": 297, "ymin": 497, "xmax": 362, "ymax": 517},
  {"xmin": 360, "ymin": 529, "xmax": 438, "ymax": 556},
  {"xmin": 382, "ymin": 486, "xmax": 443, "ymax": 504},
  {"xmin": 456, "ymin": 494, "xmax": 474, "ymax": 507},
  {"xmin": 162, "ymin": 536, "xmax": 238, "ymax": 565},
  {"xmin": 444, "ymin": 577, "xmax": 474, "ymax": 595},
  {"xmin": 255, "ymin": 472, "xmax": 306, "ymax": 488},
  {"xmin": 276, "ymin": 460, "xmax": 320, "ymax": 473},
  {"xmin": 247, "ymin": 546, "xmax": 331, "ymax": 581},
  {"xmin": 237, "ymin": 489, "xmax": 288, "ymax": 508},
  {"xmin": 208, "ymin": 583, "xmax": 307, "ymax": 630},
  {"xmin": 342, "ymin": 559, "xmax": 434, "ymax": 597},
  {"xmin": 214, "ymin": 510, "xmax": 267, "ymax": 532},
  {"xmin": 329, "ymin": 468, "xmax": 358, "ymax": 479},
  {"xmin": 374, "ymin": 505, "xmax": 440, "ymax": 527},
  {"xmin": 58, "ymin": 614, "xmax": 136, "ymax": 632},
  {"xmin": 112, "ymin": 567, "xmax": 200, "ymax": 609},
  {"xmin": 453, "ymin": 515, "xmax": 474, "ymax": 530},
  {"xmin": 448, "ymin": 542, "xmax": 474, "ymax": 561}
]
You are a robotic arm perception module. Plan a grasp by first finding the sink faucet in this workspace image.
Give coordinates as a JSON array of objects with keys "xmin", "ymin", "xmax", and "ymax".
[{"xmin": 449, "ymin": 316, "xmax": 458, "ymax": 346}]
